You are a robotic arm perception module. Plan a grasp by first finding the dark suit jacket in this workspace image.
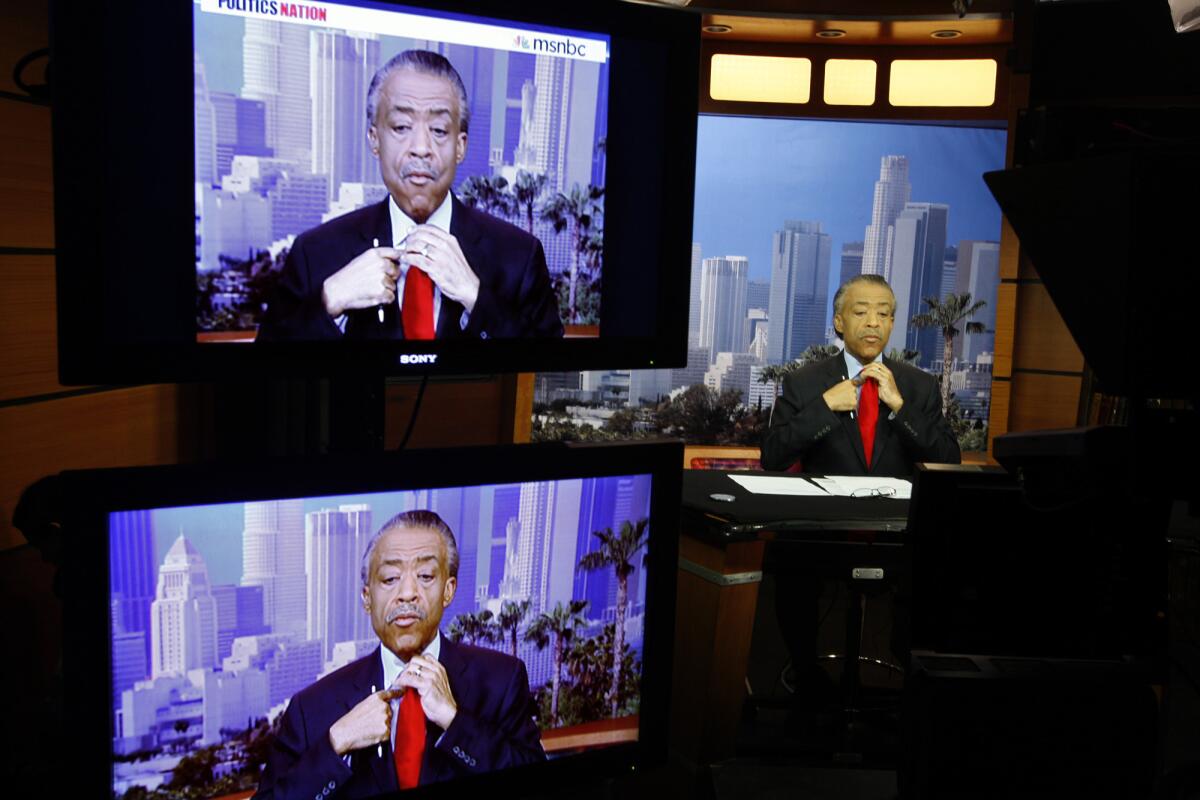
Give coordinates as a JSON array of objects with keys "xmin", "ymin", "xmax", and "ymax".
[
  {"xmin": 254, "ymin": 639, "xmax": 546, "ymax": 800},
  {"xmin": 761, "ymin": 353, "xmax": 960, "ymax": 477},
  {"xmin": 256, "ymin": 196, "xmax": 564, "ymax": 341}
]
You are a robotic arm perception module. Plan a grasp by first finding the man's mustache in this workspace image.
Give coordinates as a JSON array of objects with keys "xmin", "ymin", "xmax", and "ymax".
[
  {"xmin": 401, "ymin": 162, "xmax": 440, "ymax": 181},
  {"xmin": 387, "ymin": 603, "xmax": 426, "ymax": 623}
]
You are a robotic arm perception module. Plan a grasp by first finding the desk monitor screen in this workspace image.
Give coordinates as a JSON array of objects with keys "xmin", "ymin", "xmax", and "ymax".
[
  {"xmin": 61, "ymin": 442, "xmax": 680, "ymax": 798},
  {"xmin": 52, "ymin": 0, "xmax": 698, "ymax": 382}
]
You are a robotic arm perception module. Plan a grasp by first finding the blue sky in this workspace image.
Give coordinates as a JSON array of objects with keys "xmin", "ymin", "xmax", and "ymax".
[{"xmin": 692, "ymin": 115, "xmax": 1007, "ymax": 325}]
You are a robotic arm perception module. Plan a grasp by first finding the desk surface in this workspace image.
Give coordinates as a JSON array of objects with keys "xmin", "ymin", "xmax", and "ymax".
[{"xmin": 681, "ymin": 469, "xmax": 909, "ymax": 543}]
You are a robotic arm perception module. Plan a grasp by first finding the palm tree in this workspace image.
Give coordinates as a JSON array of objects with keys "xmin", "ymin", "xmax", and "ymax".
[
  {"xmin": 909, "ymin": 292, "xmax": 987, "ymax": 413},
  {"xmin": 457, "ymin": 174, "xmax": 513, "ymax": 218},
  {"xmin": 576, "ymin": 518, "xmax": 649, "ymax": 718},
  {"xmin": 540, "ymin": 184, "xmax": 604, "ymax": 322},
  {"xmin": 446, "ymin": 609, "xmax": 496, "ymax": 646},
  {"xmin": 496, "ymin": 599, "xmax": 531, "ymax": 659},
  {"xmin": 512, "ymin": 170, "xmax": 548, "ymax": 236},
  {"xmin": 525, "ymin": 599, "xmax": 589, "ymax": 725}
]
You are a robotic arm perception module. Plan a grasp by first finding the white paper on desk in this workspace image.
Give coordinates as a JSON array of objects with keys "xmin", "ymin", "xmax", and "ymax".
[
  {"xmin": 727, "ymin": 474, "xmax": 829, "ymax": 496},
  {"xmin": 814, "ymin": 475, "xmax": 912, "ymax": 499}
]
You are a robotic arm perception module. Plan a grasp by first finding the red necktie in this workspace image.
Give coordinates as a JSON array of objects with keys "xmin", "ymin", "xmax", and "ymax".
[
  {"xmin": 393, "ymin": 687, "xmax": 425, "ymax": 789},
  {"xmin": 402, "ymin": 267, "xmax": 435, "ymax": 340},
  {"xmin": 858, "ymin": 376, "xmax": 879, "ymax": 468}
]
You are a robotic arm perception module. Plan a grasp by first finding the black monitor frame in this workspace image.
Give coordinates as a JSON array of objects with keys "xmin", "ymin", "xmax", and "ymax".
[
  {"xmin": 58, "ymin": 440, "xmax": 682, "ymax": 799},
  {"xmin": 51, "ymin": 0, "xmax": 699, "ymax": 384}
]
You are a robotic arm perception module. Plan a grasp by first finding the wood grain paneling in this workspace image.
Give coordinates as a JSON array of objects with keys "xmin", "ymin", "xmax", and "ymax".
[
  {"xmin": 0, "ymin": 100, "xmax": 53, "ymax": 248},
  {"xmin": 0, "ymin": 255, "xmax": 60, "ymax": 401},
  {"xmin": 1012, "ymin": 283, "xmax": 1084, "ymax": 374},
  {"xmin": 385, "ymin": 378, "xmax": 510, "ymax": 449},
  {"xmin": 1008, "ymin": 372, "xmax": 1082, "ymax": 433},
  {"xmin": 0, "ymin": 385, "xmax": 185, "ymax": 550},
  {"xmin": 992, "ymin": 282, "xmax": 1016, "ymax": 378},
  {"xmin": 999, "ymin": 216, "xmax": 1020, "ymax": 281}
]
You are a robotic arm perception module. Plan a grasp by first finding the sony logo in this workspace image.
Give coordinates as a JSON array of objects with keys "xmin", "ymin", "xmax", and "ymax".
[{"xmin": 398, "ymin": 353, "xmax": 438, "ymax": 365}]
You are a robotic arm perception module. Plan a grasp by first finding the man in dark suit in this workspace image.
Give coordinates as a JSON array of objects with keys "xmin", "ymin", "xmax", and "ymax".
[
  {"xmin": 256, "ymin": 49, "xmax": 563, "ymax": 341},
  {"xmin": 255, "ymin": 510, "xmax": 545, "ymax": 799},
  {"xmin": 760, "ymin": 274, "xmax": 960, "ymax": 707},
  {"xmin": 762, "ymin": 274, "xmax": 960, "ymax": 475}
]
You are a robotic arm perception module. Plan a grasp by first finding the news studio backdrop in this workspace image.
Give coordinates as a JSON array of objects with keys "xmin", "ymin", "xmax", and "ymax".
[{"xmin": 41, "ymin": 0, "xmax": 700, "ymax": 796}]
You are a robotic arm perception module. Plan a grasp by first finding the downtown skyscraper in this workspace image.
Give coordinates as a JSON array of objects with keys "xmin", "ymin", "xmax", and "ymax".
[
  {"xmin": 862, "ymin": 156, "xmax": 911, "ymax": 277},
  {"xmin": 698, "ymin": 256, "xmax": 750, "ymax": 361},
  {"xmin": 242, "ymin": 19, "xmax": 312, "ymax": 167},
  {"xmin": 310, "ymin": 30, "xmax": 380, "ymax": 202},
  {"xmin": 767, "ymin": 221, "xmax": 832, "ymax": 364},
  {"xmin": 242, "ymin": 499, "xmax": 307, "ymax": 639},
  {"xmin": 954, "ymin": 240, "xmax": 1000, "ymax": 364},
  {"xmin": 150, "ymin": 535, "xmax": 219, "ymax": 678},
  {"xmin": 305, "ymin": 505, "xmax": 373, "ymax": 661},
  {"xmin": 890, "ymin": 202, "xmax": 949, "ymax": 364}
]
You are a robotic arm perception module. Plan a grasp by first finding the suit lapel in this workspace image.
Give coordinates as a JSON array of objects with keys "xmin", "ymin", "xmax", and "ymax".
[
  {"xmin": 352, "ymin": 200, "xmax": 400, "ymax": 337},
  {"xmin": 830, "ymin": 353, "xmax": 870, "ymax": 472},
  {"xmin": 339, "ymin": 647, "xmax": 397, "ymax": 794},
  {"xmin": 420, "ymin": 635, "xmax": 466, "ymax": 783}
]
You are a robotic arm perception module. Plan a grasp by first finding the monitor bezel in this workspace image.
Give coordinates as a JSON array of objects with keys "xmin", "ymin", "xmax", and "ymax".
[
  {"xmin": 51, "ymin": 0, "xmax": 698, "ymax": 384},
  {"xmin": 59, "ymin": 440, "xmax": 682, "ymax": 798}
]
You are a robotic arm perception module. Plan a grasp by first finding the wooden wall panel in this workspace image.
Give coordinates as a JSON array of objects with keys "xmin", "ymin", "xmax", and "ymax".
[
  {"xmin": 999, "ymin": 217, "xmax": 1020, "ymax": 281},
  {"xmin": 1008, "ymin": 372, "xmax": 1082, "ymax": 433},
  {"xmin": 0, "ymin": 100, "xmax": 53, "ymax": 248},
  {"xmin": 992, "ymin": 282, "xmax": 1016, "ymax": 379},
  {"xmin": 0, "ymin": 255, "xmax": 60, "ymax": 400},
  {"xmin": 1012, "ymin": 283, "xmax": 1084, "ymax": 374},
  {"xmin": 0, "ymin": 385, "xmax": 186, "ymax": 550},
  {"xmin": 385, "ymin": 378, "xmax": 508, "ymax": 449},
  {"xmin": 988, "ymin": 377, "xmax": 1011, "ymax": 443}
]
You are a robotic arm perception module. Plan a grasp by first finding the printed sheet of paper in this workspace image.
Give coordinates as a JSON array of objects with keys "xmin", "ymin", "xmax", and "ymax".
[{"xmin": 727, "ymin": 474, "xmax": 830, "ymax": 496}]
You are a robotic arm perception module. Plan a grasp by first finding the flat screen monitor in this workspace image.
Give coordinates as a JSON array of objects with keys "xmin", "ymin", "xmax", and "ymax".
[
  {"xmin": 51, "ymin": 0, "xmax": 698, "ymax": 383},
  {"xmin": 58, "ymin": 441, "xmax": 681, "ymax": 797}
]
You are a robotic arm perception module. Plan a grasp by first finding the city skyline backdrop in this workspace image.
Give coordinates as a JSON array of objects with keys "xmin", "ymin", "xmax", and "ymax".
[{"xmin": 692, "ymin": 116, "xmax": 1006, "ymax": 334}]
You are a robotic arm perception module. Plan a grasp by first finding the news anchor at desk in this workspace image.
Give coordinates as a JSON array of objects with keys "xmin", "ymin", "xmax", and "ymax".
[
  {"xmin": 761, "ymin": 274, "xmax": 960, "ymax": 476},
  {"xmin": 255, "ymin": 511, "xmax": 545, "ymax": 799},
  {"xmin": 758, "ymin": 274, "xmax": 960, "ymax": 703},
  {"xmin": 257, "ymin": 50, "xmax": 563, "ymax": 342}
]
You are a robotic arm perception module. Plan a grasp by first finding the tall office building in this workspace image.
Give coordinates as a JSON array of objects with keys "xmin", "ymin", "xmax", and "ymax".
[
  {"xmin": 195, "ymin": 54, "xmax": 218, "ymax": 189},
  {"xmin": 242, "ymin": 20, "xmax": 312, "ymax": 166},
  {"xmin": 110, "ymin": 510, "xmax": 157, "ymax": 670},
  {"xmin": 767, "ymin": 221, "xmax": 832, "ymax": 364},
  {"xmin": 747, "ymin": 280, "xmax": 771, "ymax": 313},
  {"xmin": 862, "ymin": 156, "xmax": 911, "ymax": 277},
  {"xmin": 839, "ymin": 241, "xmax": 865, "ymax": 290},
  {"xmin": 688, "ymin": 243, "xmax": 703, "ymax": 347},
  {"xmin": 150, "ymin": 535, "xmax": 219, "ymax": 678},
  {"xmin": 306, "ymin": 505, "xmax": 373, "ymax": 661},
  {"xmin": 698, "ymin": 256, "xmax": 750, "ymax": 361},
  {"xmin": 431, "ymin": 486, "xmax": 483, "ymax": 625},
  {"xmin": 889, "ymin": 202, "xmax": 949, "ymax": 364},
  {"xmin": 242, "ymin": 499, "xmax": 307, "ymax": 638},
  {"xmin": 211, "ymin": 92, "xmax": 271, "ymax": 183},
  {"xmin": 519, "ymin": 56, "xmax": 602, "ymax": 195},
  {"xmin": 212, "ymin": 584, "xmax": 267, "ymax": 664},
  {"xmin": 954, "ymin": 240, "xmax": 1001, "ymax": 364},
  {"xmin": 310, "ymin": 31, "xmax": 380, "ymax": 202}
]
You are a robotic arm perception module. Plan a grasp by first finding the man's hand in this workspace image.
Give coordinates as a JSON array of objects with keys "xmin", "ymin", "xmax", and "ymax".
[
  {"xmin": 321, "ymin": 246, "xmax": 403, "ymax": 318},
  {"xmin": 403, "ymin": 226, "xmax": 480, "ymax": 314},
  {"xmin": 823, "ymin": 378, "xmax": 860, "ymax": 412},
  {"xmin": 328, "ymin": 688, "xmax": 404, "ymax": 756},
  {"xmin": 395, "ymin": 654, "xmax": 458, "ymax": 731},
  {"xmin": 859, "ymin": 362, "xmax": 904, "ymax": 414}
]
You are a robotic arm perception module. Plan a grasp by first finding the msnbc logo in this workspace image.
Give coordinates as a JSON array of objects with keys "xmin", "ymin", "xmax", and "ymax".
[{"xmin": 512, "ymin": 33, "xmax": 588, "ymax": 58}]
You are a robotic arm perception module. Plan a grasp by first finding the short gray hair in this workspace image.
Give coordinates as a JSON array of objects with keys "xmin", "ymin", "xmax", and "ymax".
[
  {"xmin": 833, "ymin": 274, "xmax": 894, "ymax": 317},
  {"xmin": 365, "ymin": 50, "xmax": 470, "ymax": 134},
  {"xmin": 360, "ymin": 509, "xmax": 460, "ymax": 585}
]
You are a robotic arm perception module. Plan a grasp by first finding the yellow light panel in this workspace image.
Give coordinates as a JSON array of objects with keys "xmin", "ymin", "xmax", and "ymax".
[
  {"xmin": 709, "ymin": 54, "xmax": 811, "ymax": 104},
  {"xmin": 888, "ymin": 59, "xmax": 998, "ymax": 107},
  {"xmin": 823, "ymin": 59, "xmax": 877, "ymax": 106}
]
